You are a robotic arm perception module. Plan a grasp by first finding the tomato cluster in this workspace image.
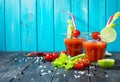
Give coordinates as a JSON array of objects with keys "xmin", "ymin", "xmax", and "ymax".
[
  {"xmin": 45, "ymin": 52, "xmax": 59, "ymax": 61},
  {"xmin": 74, "ymin": 58, "xmax": 91, "ymax": 70}
]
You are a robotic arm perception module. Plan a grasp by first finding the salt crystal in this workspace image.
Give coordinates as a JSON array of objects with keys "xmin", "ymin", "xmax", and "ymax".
[
  {"xmin": 74, "ymin": 71, "xmax": 77, "ymax": 74},
  {"xmin": 48, "ymin": 70, "xmax": 52, "ymax": 73},
  {"xmin": 19, "ymin": 60, "xmax": 22, "ymax": 62},
  {"xmin": 43, "ymin": 66, "xmax": 46, "ymax": 68},
  {"xmin": 31, "ymin": 78, "xmax": 34, "ymax": 80},
  {"xmin": 1, "ymin": 66, "xmax": 4, "ymax": 68},
  {"xmin": 105, "ymin": 74, "xmax": 109, "ymax": 77},
  {"xmin": 39, "ymin": 65, "xmax": 43, "ymax": 68},
  {"xmin": 41, "ymin": 69, "xmax": 44, "ymax": 72},
  {"xmin": 22, "ymin": 58, "xmax": 24, "ymax": 60},
  {"xmin": 77, "ymin": 75, "xmax": 80, "ymax": 78},
  {"xmin": 74, "ymin": 75, "xmax": 78, "ymax": 78},
  {"xmin": 63, "ymin": 74, "xmax": 66, "ymax": 77},
  {"xmin": 25, "ymin": 59, "xmax": 27, "ymax": 62},
  {"xmin": 15, "ymin": 58, "xmax": 17, "ymax": 60},
  {"xmin": 27, "ymin": 57, "xmax": 30, "ymax": 59},
  {"xmin": 36, "ymin": 59, "xmax": 39, "ymax": 62},
  {"xmin": 41, "ymin": 72, "xmax": 47, "ymax": 76},
  {"xmin": 78, "ymin": 71, "xmax": 85, "ymax": 75},
  {"xmin": 56, "ymin": 72, "xmax": 59, "ymax": 75}
]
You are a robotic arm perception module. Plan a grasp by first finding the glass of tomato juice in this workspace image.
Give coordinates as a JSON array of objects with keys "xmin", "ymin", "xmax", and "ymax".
[
  {"xmin": 64, "ymin": 38, "xmax": 85, "ymax": 56},
  {"xmin": 83, "ymin": 40, "xmax": 107, "ymax": 62}
]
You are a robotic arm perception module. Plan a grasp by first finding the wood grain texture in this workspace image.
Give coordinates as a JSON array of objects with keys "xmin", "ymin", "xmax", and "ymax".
[
  {"xmin": 89, "ymin": 0, "xmax": 105, "ymax": 33},
  {"xmin": 71, "ymin": 0, "xmax": 88, "ymax": 33},
  {"xmin": 0, "ymin": 52, "xmax": 120, "ymax": 82},
  {"xmin": 54, "ymin": 0, "xmax": 70, "ymax": 51},
  {"xmin": 21, "ymin": 0, "xmax": 37, "ymax": 51},
  {"xmin": 37, "ymin": 0, "xmax": 54, "ymax": 52},
  {"xmin": 0, "ymin": 0, "xmax": 5, "ymax": 51},
  {"xmin": 5, "ymin": 0, "xmax": 21, "ymax": 51},
  {"xmin": 0, "ymin": 0, "xmax": 120, "ymax": 52}
]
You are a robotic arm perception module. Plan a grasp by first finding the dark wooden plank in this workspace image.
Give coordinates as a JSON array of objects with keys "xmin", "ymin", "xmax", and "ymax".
[
  {"xmin": 52, "ymin": 68, "xmax": 90, "ymax": 82},
  {"xmin": 0, "ymin": 53, "xmax": 35, "ymax": 82},
  {"xmin": 0, "ymin": 52, "xmax": 21, "ymax": 66},
  {"xmin": 90, "ymin": 52, "xmax": 120, "ymax": 82},
  {"xmin": 12, "ymin": 60, "xmax": 57, "ymax": 82}
]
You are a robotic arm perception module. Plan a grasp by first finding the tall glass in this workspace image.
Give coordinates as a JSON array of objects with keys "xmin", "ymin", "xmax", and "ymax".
[
  {"xmin": 64, "ymin": 38, "xmax": 85, "ymax": 56},
  {"xmin": 83, "ymin": 40, "xmax": 107, "ymax": 62}
]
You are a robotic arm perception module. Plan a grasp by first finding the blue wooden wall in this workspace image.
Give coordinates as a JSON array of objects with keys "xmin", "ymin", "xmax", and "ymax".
[{"xmin": 0, "ymin": 0, "xmax": 120, "ymax": 52}]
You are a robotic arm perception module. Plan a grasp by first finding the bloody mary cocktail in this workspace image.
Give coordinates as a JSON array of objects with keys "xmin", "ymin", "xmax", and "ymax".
[
  {"xmin": 83, "ymin": 40, "xmax": 107, "ymax": 62},
  {"xmin": 64, "ymin": 38, "xmax": 84, "ymax": 56}
]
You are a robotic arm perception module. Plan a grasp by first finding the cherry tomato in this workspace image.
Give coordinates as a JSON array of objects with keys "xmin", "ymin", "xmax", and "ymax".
[
  {"xmin": 74, "ymin": 60, "xmax": 84, "ymax": 70},
  {"xmin": 52, "ymin": 52, "xmax": 59, "ymax": 60},
  {"xmin": 73, "ymin": 30, "xmax": 80, "ymax": 38},
  {"xmin": 45, "ymin": 53, "xmax": 53, "ymax": 61},
  {"xmin": 92, "ymin": 31, "xmax": 100, "ymax": 40},
  {"xmin": 81, "ymin": 58, "xmax": 91, "ymax": 67}
]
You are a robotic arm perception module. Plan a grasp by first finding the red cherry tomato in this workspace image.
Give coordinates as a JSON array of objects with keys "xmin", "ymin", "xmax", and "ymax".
[
  {"xmin": 45, "ymin": 53, "xmax": 53, "ymax": 61},
  {"xmin": 73, "ymin": 30, "xmax": 80, "ymax": 38},
  {"xmin": 92, "ymin": 31, "xmax": 100, "ymax": 40},
  {"xmin": 81, "ymin": 58, "xmax": 91, "ymax": 67},
  {"xmin": 52, "ymin": 52, "xmax": 59, "ymax": 60},
  {"xmin": 74, "ymin": 60, "xmax": 84, "ymax": 70}
]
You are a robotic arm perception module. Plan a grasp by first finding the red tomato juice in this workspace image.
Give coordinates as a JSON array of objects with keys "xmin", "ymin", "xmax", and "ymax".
[
  {"xmin": 83, "ymin": 41, "xmax": 107, "ymax": 62},
  {"xmin": 64, "ymin": 38, "xmax": 84, "ymax": 56}
]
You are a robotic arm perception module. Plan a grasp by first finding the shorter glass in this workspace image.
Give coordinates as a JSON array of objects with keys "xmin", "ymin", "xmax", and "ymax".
[
  {"xmin": 83, "ymin": 40, "xmax": 107, "ymax": 62},
  {"xmin": 64, "ymin": 38, "xmax": 84, "ymax": 56}
]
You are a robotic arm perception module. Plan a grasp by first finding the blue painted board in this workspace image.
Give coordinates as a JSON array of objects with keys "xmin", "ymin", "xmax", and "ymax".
[
  {"xmin": 110, "ymin": 0, "xmax": 120, "ymax": 52},
  {"xmin": 54, "ymin": 0, "xmax": 70, "ymax": 51},
  {"xmin": 0, "ymin": 0, "xmax": 5, "ymax": 51},
  {"xmin": 5, "ymin": 0, "xmax": 21, "ymax": 51},
  {"xmin": 106, "ymin": 0, "xmax": 117, "ymax": 52},
  {"xmin": 21, "ymin": 0, "xmax": 37, "ymax": 51},
  {"xmin": 71, "ymin": 0, "xmax": 88, "ymax": 35},
  {"xmin": 89, "ymin": 0, "xmax": 106, "ymax": 33},
  {"xmin": 37, "ymin": 0, "xmax": 54, "ymax": 52},
  {"xmin": 0, "ymin": 0, "xmax": 120, "ymax": 52}
]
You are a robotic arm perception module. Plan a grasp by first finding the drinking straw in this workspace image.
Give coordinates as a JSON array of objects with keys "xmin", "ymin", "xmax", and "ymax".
[
  {"xmin": 67, "ymin": 11, "xmax": 76, "ymax": 30},
  {"xmin": 106, "ymin": 15, "xmax": 114, "ymax": 27}
]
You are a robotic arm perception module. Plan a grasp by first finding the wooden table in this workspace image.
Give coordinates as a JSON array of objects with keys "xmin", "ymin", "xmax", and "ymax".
[{"xmin": 0, "ymin": 52, "xmax": 120, "ymax": 82}]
